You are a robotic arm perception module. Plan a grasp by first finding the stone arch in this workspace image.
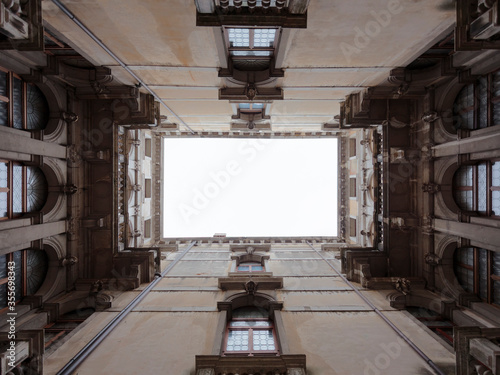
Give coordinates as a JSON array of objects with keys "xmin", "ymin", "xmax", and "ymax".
[
  {"xmin": 434, "ymin": 77, "xmax": 464, "ymax": 137},
  {"xmin": 434, "ymin": 157, "xmax": 460, "ymax": 219},
  {"xmin": 435, "ymin": 236, "xmax": 463, "ymax": 300},
  {"xmin": 34, "ymin": 77, "xmax": 67, "ymax": 141},
  {"xmin": 34, "ymin": 236, "xmax": 67, "ymax": 302},
  {"xmin": 39, "ymin": 157, "xmax": 67, "ymax": 222},
  {"xmin": 224, "ymin": 291, "xmax": 279, "ymax": 314}
]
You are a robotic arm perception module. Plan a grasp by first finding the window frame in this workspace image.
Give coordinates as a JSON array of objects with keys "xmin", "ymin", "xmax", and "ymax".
[
  {"xmin": 0, "ymin": 160, "xmax": 29, "ymax": 220},
  {"xmin": 0, "ymin": 66, "xmax": 28, "ymax": 129},
  {"xmin": 224, "ymin": 26, "xmax": 280, "ymax": 60},
  {"xmin": 0, "ymin": 250, "xmax": 29, "ymax": 313},
  {"xmin": 454, "ymin": 70, "xmax": 500, "ymax": 130},
  {"xmin": 453, "ymin": 160, "xmax": 500, "ymax": 218},
  {"xmin": 454, "ymin": 247, "xmax": 500, "ymax": 307},
  {"xmin": 223, "ymin": 315, "xmax": 279, "ymax": 356},
  {"xmin": 237, "ymin": 261, "xmax": 265, "ymax": 272}
]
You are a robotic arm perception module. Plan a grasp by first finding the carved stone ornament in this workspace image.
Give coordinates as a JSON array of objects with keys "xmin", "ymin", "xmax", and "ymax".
[
  {"xmin": 245, "ymin": 83, "xmax": 257, "ymax": 100},
  {"xmin": 63, "ymin": 184, "xmax": 78, "ymax": 195},
  {"xmin": 61, "ymin": 111, "xmax": 79, "ymax": 123},
  {"xmin": 395, "ymin": 278, "xmax": 411, "ymax": 295},
  {"xmin": 421, "ymin": 111, "xmax": 439, "ymax": 123},
  {"xmin": 67, "ymin": 217, "xmax": 79, "ymax": 240},
  {"xmin": 196, "ymin": 370, "xmax": 215, "ymax": 375},
  {"xmin": 61, "ymin": 256, "xmax": 78, "ymax": 267},
  {"xmin": 245, "ymin": 280, "xmax": 257, "ymax": 295},
  {"xmin": 67, "ymin": 145, "xmax": 82, "ymax": 166},
  {"xmin": 424, "ymin": 253, "xmax": 441, "ymax": 266},
  {"xmin": 422, "ymin": 183, "xmax": 441, "ymax": 194},
  {"xmin": 246, "ymin": 246, "xmax": 255, "ymax": 255}
]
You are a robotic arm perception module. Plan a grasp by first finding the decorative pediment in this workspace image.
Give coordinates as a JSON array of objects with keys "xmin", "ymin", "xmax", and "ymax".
[{"xmin": 219, "ymin": 276, "xmax": 282, "ymax": 291}]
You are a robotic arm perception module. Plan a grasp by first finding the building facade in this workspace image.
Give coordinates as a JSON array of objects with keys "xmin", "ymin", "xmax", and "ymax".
[{"xmin": 0, "ymin": 0, "xmax": 499, "ymax": 374}]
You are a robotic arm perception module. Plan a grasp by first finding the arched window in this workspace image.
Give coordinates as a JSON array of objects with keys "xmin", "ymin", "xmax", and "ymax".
[
  {"xmin": 453, "ymin": 161, "xmax": 500, "ymax": 217},
  {"xmin": 0, "ymin": 162, "xmax": 48, "ymax": 219},
  {"xmin": 0, "ymin": 249, "xmax": 49, "ymax": 310},
  {"xmin": 454, "ymin": 247, "xmax": 500, "ymax": 306},
  {"xmin": 223, "ymin": 306, "xmax": 278, "ymax": 356},
  {"xmin": 453, "ymin": 71, "xmax": 500, "ymax": 130},
  {"xmin": 0, "ymin": 66, "xmax": 49, "ymax": 130}
]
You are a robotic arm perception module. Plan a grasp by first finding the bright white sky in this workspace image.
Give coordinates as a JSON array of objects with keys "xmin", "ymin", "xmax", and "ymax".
[{"xmin": 162, "ymin": 138, "xmax": 338, "ymax": 237}]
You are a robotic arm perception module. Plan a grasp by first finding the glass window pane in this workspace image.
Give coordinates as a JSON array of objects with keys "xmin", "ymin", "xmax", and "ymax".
[
  {"xmin": 12, "ymin": 165, "xmax": 23, "ymax": 214},
  {"xmin": 26, "ymin": 167, "xmax": 47, "ymax": 212},
  {"xmin": 226, "ymin": 330, "xmax": 249, "ymax": 352},
  {"xmin": 228, "ymin": 28, "xmax": 250, "ymax": 47},
  {"xmin": 253, "ymin": 329, "xmax": 275, "ymax": 351},
  {"xmin": 232, "ymin": 306, "xmax": 268, "ymax": 319},
  {"xmin": 493, "ymin": 191, "xmax": 500, "ymax": 216},
  {"xmin": 0, "ymin": 255, "xmax": 6, "ymax": 279},
  {"xmin": 478, "ymin": 77, "xmax": 488, "ymax": 128},
  {"xmin": 26, "ymin": 250, "xmax": 48, "ymax": 295},
  {"xmin": 454, "ymin": 248, "xmax": 474, "ymax": 293},
  {"xmin": 0, "ymin": 101, "xmax": 7, "ymax": 128},
  {"xmin": 493, "ymin": 281, "xmax": 500, "ymax": 305},
  {"xmin": 13, "ymin": 251, "xmax": 22, "ymax": 301},
  {"xmin": 0, "ymin": 284, "xmax": 6, "ymax": 309},
  {"xmin": 478, "ymin": 248, "xmax": 488, "ymax": 300},
  {"xmin": 238, "ymin": 265, "xmax": 250, "ymax": 271},
  {"xmin": 253, "ymin": 29, "xmax": 276, "ymax": 47},
  {"xmin": 493, "ymin": 251, "xmax": 500, "ymax": 276},
  {"xmin": 251, "ymin": 265, "xmax": 264, "ymax": 271},
  {"xmin": 239, "ymin": 103, "xmax": 251, "ymax": 109},
  {"xmin": 493, "ymin": 72, "xmax": 500, "ymax": 126},
  {"xmin": 0, "ymin": 162, "xmax": 7, "ymax": 188},
  {"xmin": 230, "ymin": 320, "xmax": 269, "ymax": 327},
  {"xmin": 26, "ymin": 84, "xmax": 49, "ymax": 130},
  {"xmin": 12, "ymin": 78, "xmax": 23, "ymax": 129},
  {"xmin": 453, "ymin": 84, "xmax": 474, "ymax": 129},
  {"xmin": 0, "ymin": 192, "xmax": 7, "ymax": 217},
  {"xmin": 478, "ymin": 163, "xmax": 487, "ymax": 212},
  {"xmin": 493, "ymin": 162, "xmax": 500, "ymax": 187},
  {"xmin": 0, "ymin": 70, "xmax": 7, "ymax": 97},
  {"xmin": 253, "ymin": 103, "xmax": 264, "ymax": 109},
  {"xmin": 0, "ymin": 71, "xmax": 7, "ymax": 127}
]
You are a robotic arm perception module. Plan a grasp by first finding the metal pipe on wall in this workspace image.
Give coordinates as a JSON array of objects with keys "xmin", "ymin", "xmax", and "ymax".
[
  {"xmin": 56, "ymin": 241, "xmax": 197, "ymax": 375},
  {"xmin": 305, "ymin": 241, "xmax": 447, "ymax": 375},
  {"xmin": 50, "ymin": 0, "xmax": 196, "ymax": 134}
]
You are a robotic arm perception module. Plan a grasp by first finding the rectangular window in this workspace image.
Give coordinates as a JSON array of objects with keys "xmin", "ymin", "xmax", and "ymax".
[
  {"xmin": 349, "ymin": 138, "xmax": 357, "ymax": 157},
  {"xmin": 349, "ymin": 178, "xmax": 357, "ymax": 198},
  {"xmin": 226, "ymin": 27, "xmax": 279, "ymax": 59},
  {"xmin": 145, "ymin": 178, "xmax": 152, "ymax": 199},
  {"xmin": 144, "ymin": 219, "xmax": 151, "ymax": 238},
  {"xmin": 145, "ymin": 138, "xmax": 152, "ymax": 158},
  {"xmin": 349, "ymin": 218, "xmax": 357, "ymax": 237},
  {"xmin": 237, "ymin": 262, "xmax": 264, "ymax": 272}
]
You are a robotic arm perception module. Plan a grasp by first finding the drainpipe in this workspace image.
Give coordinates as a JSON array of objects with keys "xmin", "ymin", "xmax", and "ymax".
[
  {"xmin": 50, "ymin": 0, "xmax": 196, "ymax": 135},
  {"xmin": 56, "ymin": 241, "xmax": 197, "ymax": 375},
  {"xmin": 305, "ymin": 241, "xmax": 446, "ymax": 375}
]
